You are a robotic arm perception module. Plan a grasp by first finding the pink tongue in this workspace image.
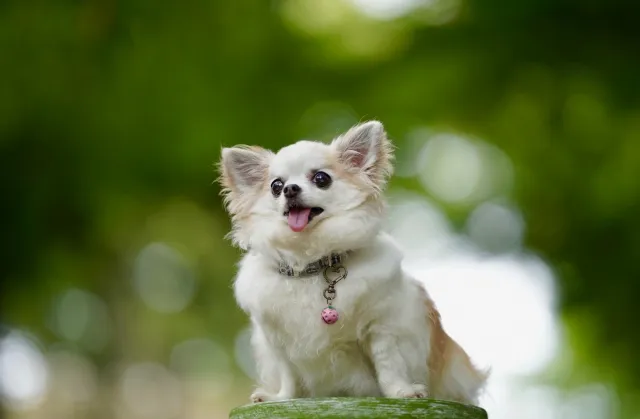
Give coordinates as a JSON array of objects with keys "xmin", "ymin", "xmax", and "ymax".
[{"xmin": 287, "ymin": 207, "xmax": 312, "ymax": 232}]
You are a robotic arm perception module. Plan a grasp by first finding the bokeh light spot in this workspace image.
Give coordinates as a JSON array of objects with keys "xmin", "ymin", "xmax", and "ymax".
[
  {"xmin": 417, "ymin": 133, "xmax": 483, "ymax": 203},
  {"xmin": 280, "ymin": 0, "xmax": 411, "ymax": 60},
  {"xmin": 133, "ymin": 242, "xmax": 197, "ymax": 313},
  {"xmin": 50, "ymin": 288, "xmax": 111, "ymax": 353},
  {"xmin": 47, "ymin": 349, "xmax": 98, "ymax": 404},
  {"xmin": 0, "ymin": 331, "xmax": 49, "ymax": 411},
  {"xmin": 348, "ymin": 0, "xmax": 426, "ymax": 20},
  {"xmin": 119, "ymin": 363, "xmax": 183, "ymax": 419},
  {"xmin": 349, "ymin": 0, "xmax": 461, "ymax": 24},
  {"xmin": 560, "ymin": 383, "xmax": 619, "ymax": 419},
  {"xmin": 386, "ymin": 190, "xmax": 456, "ymax": 260},
  {"xmin": 466, "ymin": 201, "xmax": 525, "ymax": 253},
  {"xmin": 416, "ymin": 133, "xmax": 514, "ymax": 205},
  {"xmin": 170, "ymin": 338, "xmax": 233, "ymax": 393}
]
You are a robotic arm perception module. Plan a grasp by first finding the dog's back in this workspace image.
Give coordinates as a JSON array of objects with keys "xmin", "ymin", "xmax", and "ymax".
[{"xmin": 422, "ymin": 288, "xmax": 488, "ymax": 404}]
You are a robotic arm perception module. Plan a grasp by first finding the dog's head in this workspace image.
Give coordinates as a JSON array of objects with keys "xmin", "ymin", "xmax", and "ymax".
[{"xmin": 218, "ymin": 121, "xmax": 394, "ymax": 263}]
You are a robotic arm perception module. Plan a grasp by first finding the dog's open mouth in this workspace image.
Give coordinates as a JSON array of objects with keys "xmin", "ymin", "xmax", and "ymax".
[{"xmin": 284, "ymin": 206, "xmax": 324, "ymax": 232}]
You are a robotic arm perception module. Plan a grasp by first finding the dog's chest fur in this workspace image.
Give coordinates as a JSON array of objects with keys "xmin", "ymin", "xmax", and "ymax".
[{"xmin": 233, "ymin": 234, "xmax": 405, "ymax": 395}]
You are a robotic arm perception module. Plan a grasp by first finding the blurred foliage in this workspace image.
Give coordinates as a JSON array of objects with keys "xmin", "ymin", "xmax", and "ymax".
[{"xmin": 1, "ymin": 0, "xmax": 640, "ymax": 417}]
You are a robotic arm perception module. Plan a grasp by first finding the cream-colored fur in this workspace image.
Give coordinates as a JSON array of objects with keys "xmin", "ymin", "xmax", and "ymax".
[{"xmin": 218, "ymin": 121, "xmax": 487, "ymax": 405}]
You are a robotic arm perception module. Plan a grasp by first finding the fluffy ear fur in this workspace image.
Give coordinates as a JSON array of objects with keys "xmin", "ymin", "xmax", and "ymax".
[
  {"xmin": 331, "ymin": 121, "xmax": 394, "ymax": 191},
  {"xmin": 218, "ymin": 145, "xmax": 273, "ymax": 216}
]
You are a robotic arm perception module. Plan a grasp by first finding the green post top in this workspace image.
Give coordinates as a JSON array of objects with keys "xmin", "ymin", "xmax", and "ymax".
[{"xmin": 229, "ymin": 397, "xmax": 488, "ymax": 419}]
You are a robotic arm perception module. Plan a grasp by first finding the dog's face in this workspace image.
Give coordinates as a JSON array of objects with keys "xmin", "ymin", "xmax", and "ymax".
[{"xmin": 218, "ymin": 121, "xmax": 394, "ymax": 262}]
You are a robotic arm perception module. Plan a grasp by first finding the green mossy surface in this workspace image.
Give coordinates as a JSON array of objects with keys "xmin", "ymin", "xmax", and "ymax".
[{"xmin": 229, "ymin": 397, "xmax": 488, "ymax": 419}]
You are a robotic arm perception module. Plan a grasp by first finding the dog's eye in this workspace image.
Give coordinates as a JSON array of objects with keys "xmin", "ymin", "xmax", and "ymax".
[
  {"xmin": 271, "ymin": 179, "xmax": 284, "ymax": 196},
  {"xmin": 312, "ymin": 171, "xmax": 332, "ymax": 189}
]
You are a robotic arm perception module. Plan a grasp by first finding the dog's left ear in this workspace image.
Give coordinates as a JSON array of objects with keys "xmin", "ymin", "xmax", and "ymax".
[{"xmin": 332, "ymin": 120, "xmax": 394, "ymax": 189}]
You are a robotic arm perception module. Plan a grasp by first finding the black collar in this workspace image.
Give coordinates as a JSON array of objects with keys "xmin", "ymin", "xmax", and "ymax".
[{"xmin": 278, "ymin": 253, "xmax": 346, "ymax": 277}]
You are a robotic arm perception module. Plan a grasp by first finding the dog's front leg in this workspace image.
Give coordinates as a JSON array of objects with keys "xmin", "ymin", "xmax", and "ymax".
[
  {"xmin": 249, "ymin": 320, "xmax": 297, "ymax": 403},
  {"xmin": 367, "ymin": 327, "xmax": 429, "ymax": 399}
]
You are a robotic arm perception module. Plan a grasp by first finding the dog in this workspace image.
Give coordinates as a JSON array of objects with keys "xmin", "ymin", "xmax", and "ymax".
[{"xmin": 218, "ymin": 121, "xmax": 487, "ymax": 405}]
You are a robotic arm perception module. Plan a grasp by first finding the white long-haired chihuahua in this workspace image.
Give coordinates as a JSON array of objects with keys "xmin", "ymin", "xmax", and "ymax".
[{"xmin": 218, "ymin": 121, "xmax": 487, "ymax": 405}]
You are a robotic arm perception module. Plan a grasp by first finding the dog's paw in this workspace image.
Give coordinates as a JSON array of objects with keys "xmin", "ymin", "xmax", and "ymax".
[
  {"xmin": 408, "ymin": 384, "xmax": 429, "ymax": 398},
  {"xmin": 394, "ymin": 384, "xmax": 429, "ymax": 399},
  {"xmin": 250, "ymin": 389, "xmax": 277, "ymax": 403}
]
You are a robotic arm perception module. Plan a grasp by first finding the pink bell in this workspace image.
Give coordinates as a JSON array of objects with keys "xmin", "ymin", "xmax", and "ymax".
[{"xmin": 321, "ymin": 306, "xmax": 339, "ymax": 325}]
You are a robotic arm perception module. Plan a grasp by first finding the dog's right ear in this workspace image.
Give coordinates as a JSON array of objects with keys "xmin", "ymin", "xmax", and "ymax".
[{"xmin": 218, "ymin": 146, "xmax": 273, "ymax": 211}]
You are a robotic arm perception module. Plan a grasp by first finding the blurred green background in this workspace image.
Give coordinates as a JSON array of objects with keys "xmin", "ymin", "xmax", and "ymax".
[{"xmin": 1, "ymin": 0, "xmax": 639, "ymax": 418}]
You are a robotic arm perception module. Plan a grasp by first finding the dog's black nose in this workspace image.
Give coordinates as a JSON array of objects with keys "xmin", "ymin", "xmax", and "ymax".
[{"xmin": 283, "ymin": 184, "xmax": 301, "ymax": 199}]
